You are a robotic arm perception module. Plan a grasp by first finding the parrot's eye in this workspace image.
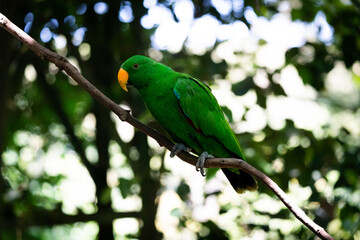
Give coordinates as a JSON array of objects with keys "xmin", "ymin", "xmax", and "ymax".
[{"xmin": 133, "ymin": 64, "xmax": 139, "ymax": 69}]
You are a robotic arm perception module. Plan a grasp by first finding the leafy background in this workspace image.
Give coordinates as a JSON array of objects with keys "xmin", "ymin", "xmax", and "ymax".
[{"xmin": 0, "ymin": 0, "xmax": 359, "ymax": 239}]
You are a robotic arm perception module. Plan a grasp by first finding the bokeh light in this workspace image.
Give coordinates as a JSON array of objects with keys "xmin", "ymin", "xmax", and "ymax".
[{"xmin": 2, "ymin": 0, "xmax": 359, "ymax": 239}]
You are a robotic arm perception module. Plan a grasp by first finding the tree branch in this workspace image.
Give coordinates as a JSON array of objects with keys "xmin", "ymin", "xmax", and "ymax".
[{"xmin": 0, "ymin": 13, "xmax": 335, "ymax": 240}]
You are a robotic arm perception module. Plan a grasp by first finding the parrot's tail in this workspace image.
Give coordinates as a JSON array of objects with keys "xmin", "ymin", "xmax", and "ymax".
[{"xmin": 221, "ymin": 168, "xmax": 257, "ymax": 194}]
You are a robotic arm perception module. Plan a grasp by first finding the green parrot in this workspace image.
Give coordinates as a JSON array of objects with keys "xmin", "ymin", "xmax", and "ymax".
[{"xmin": 118, "ymin": 55, "xmax": 257, "ymax": 193}]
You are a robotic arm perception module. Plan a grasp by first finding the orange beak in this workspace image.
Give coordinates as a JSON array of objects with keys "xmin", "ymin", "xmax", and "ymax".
[{"xmin": 118, "ymin": 68, "xmax": 129, "ymax": 92}]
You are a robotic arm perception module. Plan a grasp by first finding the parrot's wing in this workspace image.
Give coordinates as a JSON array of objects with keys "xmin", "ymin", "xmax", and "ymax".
[{"xmin": 173, "ymin": 75, "xmax": 245, "ymax": 159}]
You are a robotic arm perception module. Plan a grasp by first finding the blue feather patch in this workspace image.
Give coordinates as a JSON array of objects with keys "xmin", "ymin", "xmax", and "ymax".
[{"xmin": 173, "ymin": 89, "xmax": 181, "ymax": 99}]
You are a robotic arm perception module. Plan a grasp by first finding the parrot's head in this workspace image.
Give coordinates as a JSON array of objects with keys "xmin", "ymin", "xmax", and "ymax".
[{"xmin": 118, "ymin": 55, "xmax": 169, "ymax": 92}]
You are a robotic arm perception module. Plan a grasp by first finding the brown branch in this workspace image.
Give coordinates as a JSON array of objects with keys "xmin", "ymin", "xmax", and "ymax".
[{"xmin": 0, "ymin": 13, "xmax": 335, "ymax": 240}]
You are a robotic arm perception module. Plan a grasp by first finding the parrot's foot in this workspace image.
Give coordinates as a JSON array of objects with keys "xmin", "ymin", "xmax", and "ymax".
[
  {"xmin": 170, "ymin": 143, "xmax": 192, "ymax": 158},
  {"xmin": 196, "ymin": 152, "xmax": 214, "ymax": 177}
]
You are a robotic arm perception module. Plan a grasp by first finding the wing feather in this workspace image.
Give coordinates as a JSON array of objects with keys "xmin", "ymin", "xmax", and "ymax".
[{"xmin": 173, "ymin": 76, "xmax": 245, "ymax": 159}]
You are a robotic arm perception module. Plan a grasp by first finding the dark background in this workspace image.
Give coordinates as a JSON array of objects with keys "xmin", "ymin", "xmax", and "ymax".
[{"xmin": 1, "ymin": 0, "xmax": 359, "ymax": 239}]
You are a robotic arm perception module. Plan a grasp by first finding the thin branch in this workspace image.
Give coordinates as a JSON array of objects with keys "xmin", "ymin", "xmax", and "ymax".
[{"xmin": 0, "ymin": 13, "xmax": 335, "ymax": 240}]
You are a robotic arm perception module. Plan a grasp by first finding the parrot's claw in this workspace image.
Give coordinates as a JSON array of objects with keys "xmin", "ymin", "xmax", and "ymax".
[
  {"xmin": 196, "ymin": 152, "xmax": 214, "ymax": 177},
  {"xmin": 170, "ymin": 143, "xmax": 191, "ymax": 158}
]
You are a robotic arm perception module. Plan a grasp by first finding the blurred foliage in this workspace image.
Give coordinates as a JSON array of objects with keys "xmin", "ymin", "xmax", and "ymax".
[{"xmin": 1, "ymin": 0, "xmax": 360, "ymax": 240}]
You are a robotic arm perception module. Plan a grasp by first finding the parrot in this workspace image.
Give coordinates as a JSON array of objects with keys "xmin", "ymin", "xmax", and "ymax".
[{"xmin": 117, "ymin": 55, "xmax": 257, "ymax": 193}]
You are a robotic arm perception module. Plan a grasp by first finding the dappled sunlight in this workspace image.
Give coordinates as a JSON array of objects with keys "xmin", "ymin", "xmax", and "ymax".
[
  {"xmin": 2, "ymin": 0, "xmax": 359, "ymax": 239},
  {"xmin": 192, "ymin": 195, "xmax": 220, "ymax": 222},
  {"xmin": 78, "ymin": 43, "xmax": 91, "ymax": 61},
  {"xmin": 111, "ymin": 188, "xmax": 142, "ymax": 212},
  {"xmin": 269, "ymin": 218, "xmax": 302, "ymax": 235},
  {"xmin": 144, "ymin": 1, "xmax": 352, "ymax": 237},
  {"xmin": 24, "ymin": 64, "xmax": 37, "ymax": 83},
  {"xmin": 163, "ymin": 152, "xmax": 206, "ymax": 204},
  {"xmin": 147, "ymin": 136, "xmax": 165, "ymax": 155},
  {"xmin": 93, "ymin": 2, "xmax": 108, "ymax": 15},
  {"xmin": 287, "ymin": 178, "xmax": 312, "ymax": 206},
  {"xmin": 110, "ymin": 111, "xmax": 135, "ymax": 143},
  {"xmin": 155, "ymin": 190, "xmax": 184, "ymax": 238},
  {"xmin": 237, "ymin": 105, "xmax": 267, "ymax": 133},
  {"xmin": 60, "ymin": 170, "xmax": 96, "ymax": 214},
  {"xmin": 81, "ymin": 113, "xmax": 96, "ymax": 139},
  {"xmin": 148, "ymin": 2, "xmax": 333, "ymax": 56},
  {"xmin": 109, "ymin": 141, "xmax": 127, "ymax": 168},
  {"xmin": 250, "ymin": 13, "xmax": 308, "ymax": 48},
  {"xmin": 267, "ymin": 95, "xmax": 330, "ymax": 131},
  {"xmin": 255, "ymin": 44, "xmax": 286, "ymax": 71},
  {"xmin": 315, "ymin": 170, "xmax": 340, "ymax": 199},
  {"xmin": 26, "ymin": 222, "xmax": 99, "ymax": 240},
  {"xmin": 2, "ymin": 130, "xmax": 97, "ymax": 215},
  {"xmin": 114, "ymin": 218, "xmax": 139, "ymax": 237},
  {"xmin": 118, "ymin": 1, "xmax": 134, "ymax": 23},
  {"xmin": 278, "ymin": 65, "xmax": 317, "ymax": 99},
  {"xmin": 186, "ymin": 15, "xmax": 220, "ymax": 55},
  {"xmin": 253, "ymin": 194, "xmax": 283, "ymax": 214},
  {"xmin": 326, "ymin": 61, "xmax": 360, "ymax": 107},
  {"xmin": 212, "ymin": 81, "xmax": 247, "ymax": 122}
]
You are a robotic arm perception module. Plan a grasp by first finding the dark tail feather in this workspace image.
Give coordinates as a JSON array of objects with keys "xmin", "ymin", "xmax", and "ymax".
[{"xmin": 221, "ymin": 168, "xmax": 257, "ymax": 194}]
